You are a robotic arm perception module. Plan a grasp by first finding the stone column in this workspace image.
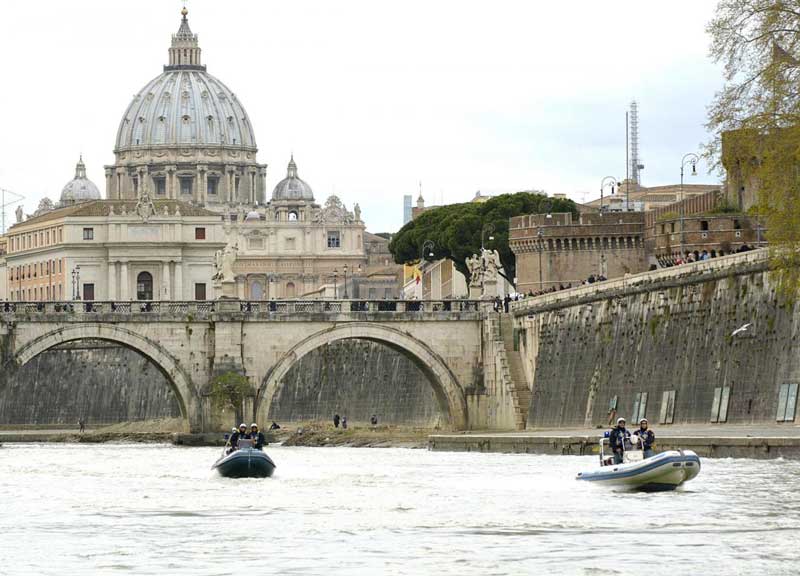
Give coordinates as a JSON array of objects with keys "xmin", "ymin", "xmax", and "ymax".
[
  {"xmin": 221, "ymin": 166, "xmax": 229, "ymax": 204},
  {"xmin": 162, "ymin": 261, "xmax": 171, "ymax": 301},
  {"xmin": 120, "ymin": 262, "xmax": 129, "ymax": 300},
  {"xmin": 107, "ymin": 262, "xmax": 116, "ymax": 301},
  {"xmin": 174, "ymin": 261, "xmax": 183, "ymax": 301}
]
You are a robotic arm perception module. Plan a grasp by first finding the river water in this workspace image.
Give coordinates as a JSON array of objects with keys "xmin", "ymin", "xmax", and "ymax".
[{"xmin": 1, "ymin": 444, "xmax": 798, "ymax": 575}]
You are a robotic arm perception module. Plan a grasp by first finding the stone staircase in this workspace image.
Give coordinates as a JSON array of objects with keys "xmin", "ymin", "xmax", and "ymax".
[{"xmin": 495, "ymin": 314, "xmax": 531, "ymax": 430}]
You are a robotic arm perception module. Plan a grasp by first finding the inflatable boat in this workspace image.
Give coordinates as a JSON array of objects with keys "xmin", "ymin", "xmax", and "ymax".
[
  {"xmin": 212, "ymin": 439, "xmax": 276, "ymax": 478},
  {"xmin": 576, "ymin": 434, "xmax": 700, "ymax": 491}
]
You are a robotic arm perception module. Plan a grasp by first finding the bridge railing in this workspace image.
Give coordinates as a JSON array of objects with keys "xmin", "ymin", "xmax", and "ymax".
[{"xmin": 0, "ymin": 299, "xmax": 484, "ymax": 319}]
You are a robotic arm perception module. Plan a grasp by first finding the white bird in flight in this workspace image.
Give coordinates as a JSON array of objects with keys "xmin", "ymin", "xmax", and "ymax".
[{"xmin": 731, "ymin": 323, "xmax": 752, "ymax": 337}]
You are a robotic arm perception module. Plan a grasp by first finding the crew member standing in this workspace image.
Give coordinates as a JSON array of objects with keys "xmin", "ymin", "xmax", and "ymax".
[
  {"xmin": 633, "ymin": 418, "xmax": 655, "ymax": 458},
  {"xmin": 609, "ymin": 417, "xmax": 631, "ymax": 464}
]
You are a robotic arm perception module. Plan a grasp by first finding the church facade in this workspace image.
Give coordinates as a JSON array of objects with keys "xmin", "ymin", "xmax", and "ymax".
[{"xmin": 0, "ymin": 7, "xmax": 401, "ymax": 302}]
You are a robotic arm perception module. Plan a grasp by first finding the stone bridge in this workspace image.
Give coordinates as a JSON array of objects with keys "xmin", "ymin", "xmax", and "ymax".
[{"xmin": 0, "ymin": 299, "xmax": 526, "ymax": 432}]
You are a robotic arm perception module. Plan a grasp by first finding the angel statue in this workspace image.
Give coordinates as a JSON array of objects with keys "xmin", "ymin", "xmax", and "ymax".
[{"xmin": 466, "ymin": 253, "xmax": 483, "ymax": 287}]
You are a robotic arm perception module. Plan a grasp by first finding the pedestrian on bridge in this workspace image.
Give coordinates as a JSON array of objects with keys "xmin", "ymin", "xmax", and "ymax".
[{"xmin": 333, "ymin": 413, "xmax": 341, "ymax": 428}]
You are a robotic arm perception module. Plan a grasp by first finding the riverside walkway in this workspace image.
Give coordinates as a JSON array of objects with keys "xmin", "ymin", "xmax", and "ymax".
[{"xmin": 429, "ymin": 423, "xmax": 800, "ymax": 459}]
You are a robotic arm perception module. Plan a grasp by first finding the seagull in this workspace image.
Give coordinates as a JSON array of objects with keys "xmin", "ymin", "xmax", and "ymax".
[{"xmin": 731, "ymin": 323, "xmax": 752, "ymax": 337}]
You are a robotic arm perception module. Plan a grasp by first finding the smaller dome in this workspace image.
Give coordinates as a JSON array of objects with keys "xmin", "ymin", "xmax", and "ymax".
[
  {"xmin": 244, "ymin": 210, "xmax": 261, "ymax": 222},
  {"xmin": 61, "ymin": 157, "xmax": 101, "ymax": 204},
  {"xmin": 272, "ymin": 155, "xmax": 314, "ymax": 201}
]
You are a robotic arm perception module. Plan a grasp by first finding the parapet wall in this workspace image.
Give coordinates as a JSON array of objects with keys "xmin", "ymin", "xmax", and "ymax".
[{"xmin": 513, "ymin": 250, "xmax": 800, "ymax": 428}]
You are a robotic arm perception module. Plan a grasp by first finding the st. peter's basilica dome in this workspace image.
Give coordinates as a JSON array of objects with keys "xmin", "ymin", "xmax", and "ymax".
[{"xmin": 272, "ymin": 156, "xmax": 314, "ymax": 201}]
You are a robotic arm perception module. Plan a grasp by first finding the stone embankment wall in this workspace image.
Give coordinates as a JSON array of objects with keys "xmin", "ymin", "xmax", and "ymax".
[
  {"xmin": 0, "ymin": 340, "xmax": 181, "ymax": 425},
  {"xmin": 0, "ymin": 336, "xmax": 440, "ymax": 427},
  {"xmin": 270, "ymin": 340, "xmax": 440, "ymax": 426},
  {"xmin": 514, "ymin": 250, "xmax": 800, "ymax": 428}
]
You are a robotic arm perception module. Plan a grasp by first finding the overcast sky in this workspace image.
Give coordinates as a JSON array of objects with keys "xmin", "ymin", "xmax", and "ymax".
[{"xmin": 0, "ymin": 0, "xmax": 723, "ymax": 234}]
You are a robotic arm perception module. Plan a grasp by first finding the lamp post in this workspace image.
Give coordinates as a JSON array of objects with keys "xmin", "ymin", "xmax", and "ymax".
[
  {"xmin": 600, "ymin": 176, "xmax": 618, "ymax": 213},
  {"xmin": 420, "ymin": 240, "xmax": 434, "ymax": 299},
  {"xmin": 536, "ymin": 229, "xmax": 544, "ymax": 292},
  {"xmin": 72, "ymin": 265, "xmax": 81, "ymax": 300},
  {"xmin": 332, "ymin": 269, "xmax": 338, "ymax": 299},
  {"xmin": 343, "ymin": 264, "xmax": 349, "ymax": 299},
  {"xmin": 679, "ymin": 153, "xmax": 699, "ymax": 258}
]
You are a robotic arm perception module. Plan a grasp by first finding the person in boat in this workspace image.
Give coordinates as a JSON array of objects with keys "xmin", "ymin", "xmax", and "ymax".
[
  {"xmin": 250, "ymin": 423, "xmax": 266, "ymax": 450},
  {"xmin": 609, "ymin": 417, "xmax": 631, "ymax": 464},
  {"xmin": 230, "ymin": 423, "xmax": 249, "ymax": 451},
  {"xmin": 633, "ymin": 418, "xmax": 655, "ymax": 458}
]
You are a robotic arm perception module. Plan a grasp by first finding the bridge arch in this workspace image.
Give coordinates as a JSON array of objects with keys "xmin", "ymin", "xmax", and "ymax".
[
  {"xmin": 255, "ymin": 323, "xmax": 468, "ymax": 429},
  {"xmin": 9, "ymin": 323, "xmax": 203, "ymax": 432}
]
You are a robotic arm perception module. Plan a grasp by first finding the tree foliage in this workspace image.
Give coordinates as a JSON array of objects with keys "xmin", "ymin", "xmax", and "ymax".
[
  {"xmin": 706, "ymin": 0, "xmax": 800, "ymax": 295},
  {"xmin": 388, "ymin": 192, "xmax": 578, "ymax": 286},
  {"xmin": 209, "ymin": 371, "xmax": 251, "ymax": 422}
]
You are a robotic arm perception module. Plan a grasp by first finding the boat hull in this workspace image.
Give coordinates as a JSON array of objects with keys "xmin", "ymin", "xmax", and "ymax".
[
  {"xmin": 576, "ymin": 450, "xmax": 700, "ymax": 491},
  {"xmin": 213, "ymin": 448, "xmax": 276, "ymax": 478}
]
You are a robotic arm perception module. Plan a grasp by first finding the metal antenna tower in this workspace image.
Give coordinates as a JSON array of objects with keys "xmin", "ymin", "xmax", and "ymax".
[
  {"xmin": 1, "ymin": 186, "xmax": 25, "ymax": 235},
  {"xmin": 628, "ymin": 100, "xmax": 643, "ymax": 189}
]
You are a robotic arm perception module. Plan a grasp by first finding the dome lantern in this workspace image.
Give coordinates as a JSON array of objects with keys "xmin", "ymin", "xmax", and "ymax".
[{"xmin": 166, "ymin": 6, "xmax": 204, "ymax": 71}]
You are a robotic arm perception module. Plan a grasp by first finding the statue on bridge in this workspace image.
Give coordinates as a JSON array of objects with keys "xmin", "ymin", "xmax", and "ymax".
[
  {"xmin": 214, "ymin": 244, "xmax": 238, "ymax": 283},
  {"xmin": 482, "ymin": 249, "xmax": 502, "ymax": 283},
  {"xmin": 466, "ymin": 253, "xmax": 483, "ymax": 288}
]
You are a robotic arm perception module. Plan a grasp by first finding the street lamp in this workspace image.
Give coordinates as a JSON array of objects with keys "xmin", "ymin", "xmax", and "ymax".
[
  {"xmin": 72, "ymin": 266, "xmax": 81, "ymax": 300},
  {"xmin": 332, "ymin": 269, "xmax": 338, "ymax": 299},
  {"xmin": 343, "ymin": 264, "xmax": 349, "ymax": 299},
  {"xmin": 536, "ymin": 229, "xmax": 544, "ymax": 292},
  {"xmin": 481, "ymin": 223, "xmax": 495, "ymax": 252},
  {"xmin": 600, "ymin": 176, "xmax": 618, "ymax": 213},
  {"xmin": 419, "ymin": 240, "xmax": 434, "ymax": 299},
  {"xmin": 680, "ymin": 153, "xmax": 699, "ymax": 258}
]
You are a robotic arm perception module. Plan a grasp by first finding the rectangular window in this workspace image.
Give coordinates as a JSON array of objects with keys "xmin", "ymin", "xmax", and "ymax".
[
  {"xmin": 194, "ymin": 283, "xmax": 207, "ymax": 301},
  {"xmin": 327, "ymin": 231, "xmax": 341, "ymax": 248},
  {"xmin": 368, "ymin": 287, "xmax": 377, "ymax": 299},
  {"xmin": 285, "ymin": 237, "xmax": 296, "ymax": 250},
  {"xmin": 133, "ymin": 176, "xmax": 139, "ymax": 195},
  {"xmin": 83, "ymin": 228, "xmax": 94, "ymax": 240},
  {"xmin": 207, "ymin": 177, "xmax": 218, "ymax": 195},
  {"xmin": 180, "ymin": 177, "xmax": 193, "ymax": 196},
  {"xmin": 195, "ymin": 227, "xmax": 206, "ymax": 240},
  {"xmin": 777, "ymin": 383, "xmax": 798, "ymax": 422},
  {"xmin": 701, "ymin": 220, "xmax": 709, "ymax": 231},
  {"xmin": 154, "ymin": 177, "xmax": 166, "ymax": 196},
  {"xmin": 670, "ymin": 222, "xmax": 675, "ymax": 233},
  {"xmin": 384, "ymin": 288, "xmax": 392, "ymax": 299},
  {"xmin": 710, "ymin": 386, "xmax": 731, "ymax": 423},
  {"xmin": 83, "ymin": 283, "xmax": 95, "ymax": 301},
  {"xmin": 631, "ymin": 392, "xmax": 648, "ymax": 422},
  {"xmin": 733, "ymin": 219, "xmax": 741, "ymax": 230}
]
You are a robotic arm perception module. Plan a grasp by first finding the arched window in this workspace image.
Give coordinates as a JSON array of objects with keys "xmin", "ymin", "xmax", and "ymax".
[
  {"xmin": 136, "ymin": 272, "xmax": 153, "ymax": 300},
  {"xmin": 285, "ymin": 282, "xmax": 296, "ymax": 298},
  {"xmin": 250, "ymin": 281, "xmax": 264, "ymax": 300},
  {"xmin": 288, "ymin": 211, "xmax": 298, "ymax": 221}
]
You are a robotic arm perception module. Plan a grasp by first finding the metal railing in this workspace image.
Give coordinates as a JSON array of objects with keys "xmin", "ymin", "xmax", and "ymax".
[{"xmin": 0, "ymin": 299, "xmax": 484, "ymax": 318}]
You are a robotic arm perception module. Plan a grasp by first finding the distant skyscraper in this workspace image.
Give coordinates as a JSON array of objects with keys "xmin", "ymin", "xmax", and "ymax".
[{"xmin": 403, "ymin": 194, "xmax": 412, "ymax": 224}]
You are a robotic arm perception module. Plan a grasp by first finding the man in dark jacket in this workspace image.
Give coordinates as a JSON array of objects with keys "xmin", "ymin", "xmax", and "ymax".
[
  {"xmin": 633, "ymin": 418, "xmax": 655, "ymax": 458},
  {"xmin": 609, "ymin": 418, "xmax": 631, "ymax": 464},
  {"xmin": 229, "ymin": 423, "xmax": 248, "ymax": 451},
  {"xmin": 250, "ymin": 423, "xmax": 266, "ymax": 450}
]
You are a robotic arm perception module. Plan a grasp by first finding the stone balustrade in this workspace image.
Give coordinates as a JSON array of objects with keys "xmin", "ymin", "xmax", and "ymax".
[
  {"xmin": 0, "ymin": 299, "xmax": 484, "ymax": 321},
  {"xmin": 510, "ymin": 248, "xmax": 770, "ymax": 316}
]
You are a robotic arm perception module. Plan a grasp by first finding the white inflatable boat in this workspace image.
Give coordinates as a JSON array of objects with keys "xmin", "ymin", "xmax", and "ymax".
[{"xmin": 576, "ymin": 434, "xmax": 700, "ymax": 491}]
